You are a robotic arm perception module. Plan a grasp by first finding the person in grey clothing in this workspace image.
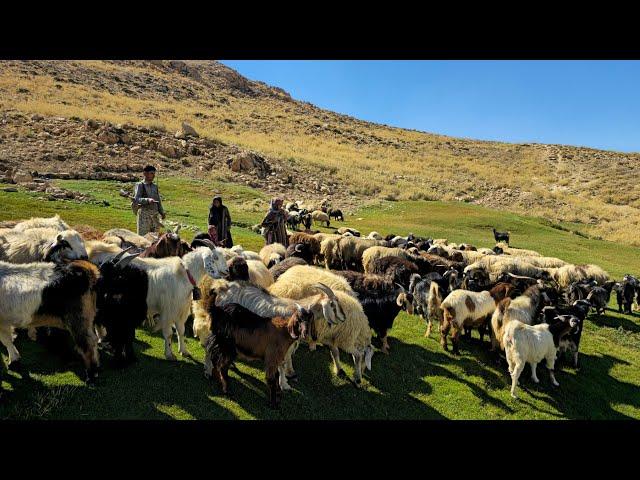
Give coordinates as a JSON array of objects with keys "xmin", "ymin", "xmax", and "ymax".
[{"xmin": 134, "ymin": 165, "xmax": 166, "ymax": 236}]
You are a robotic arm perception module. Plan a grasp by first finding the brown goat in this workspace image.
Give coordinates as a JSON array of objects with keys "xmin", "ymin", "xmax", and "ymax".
[
  {"xmin": 288, "ymin": 232, "xmax": 321, "ymax": 264},
  {"xmin": 139, "ymin": 232, "xmax": 192, "ymax": 258},
  {"xmin": 203, "ymin": 295, "xmax": 313, "ymax": 409}
]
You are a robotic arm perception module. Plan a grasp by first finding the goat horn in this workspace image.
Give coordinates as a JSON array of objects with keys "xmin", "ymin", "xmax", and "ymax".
[
  {"xmin": 111, "ymin": 245, "xmax": 135, "ymax": 264},
  {"xmin": 312, "ymin": 282, "xmax": 338, "ymax": 301},
  {"xmin": 116, "ymin": 252, "xmax": 140, "ymax": 269},
  {"xmin": 193, "ymin": 239, "xmax": 217, "ymax": 250},
  {"xmin": 395, "ymin": 282, "xmax": 407, "ymax": 293},
  {"xmin": 507, "ymin": 272, "xmax": 535, "ymax": 280}
]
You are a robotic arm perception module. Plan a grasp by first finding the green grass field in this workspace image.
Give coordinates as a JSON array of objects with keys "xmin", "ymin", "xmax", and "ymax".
[{"xmin": 1, "ymin": 177, "xmax": 639, "ymax": 419}]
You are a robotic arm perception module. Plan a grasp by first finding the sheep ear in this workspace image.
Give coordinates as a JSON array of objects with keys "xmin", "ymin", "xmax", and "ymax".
[{"xmin": 56, "ymin": 234, "xmax": 63, "ymax": 242}]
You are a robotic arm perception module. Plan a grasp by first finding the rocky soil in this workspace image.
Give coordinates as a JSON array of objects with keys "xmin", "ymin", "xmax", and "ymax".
[{"xmin": 0, "ymin": 110, "xmax": 359, "ymax": 210}]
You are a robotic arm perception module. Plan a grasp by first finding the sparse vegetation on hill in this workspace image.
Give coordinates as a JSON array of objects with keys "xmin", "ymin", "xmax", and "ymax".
[{"xmin": 0, "ymin": 60, "xmax": 639, "ymax": 245}]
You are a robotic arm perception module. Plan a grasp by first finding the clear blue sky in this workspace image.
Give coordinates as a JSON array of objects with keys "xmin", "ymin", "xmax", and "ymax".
[{"xmin": 220, "ymin": 60, "xmax": 640, "ymax": 153}]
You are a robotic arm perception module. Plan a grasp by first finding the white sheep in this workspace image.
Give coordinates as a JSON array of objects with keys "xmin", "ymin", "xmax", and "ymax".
[
  {"xmin": 246, "ymin": 259, "xmax": 275, "ymax": 289},
  {"xmin": 12, "ymin": 214, "xmax": 70, "ymax": 232},
  {"xmin": 259, "ymin": 243, "xmax": 286, "ymax": 268},
  {"xmin": 0, "ymin": 227, "xmax": 88, "ymax": 264}
]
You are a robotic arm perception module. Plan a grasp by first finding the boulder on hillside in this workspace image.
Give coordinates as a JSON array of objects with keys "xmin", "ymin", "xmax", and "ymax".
[
  {"xmin": 175, "ymin": 121, "xmax": 199, "ymax": 139},
  {"xmin": 227, "ymin": 151, "xmax": 270, "ymax": 179},
  {"xmin": 12, "ymin": 170, "xmax": 33, "ymax": 184}
]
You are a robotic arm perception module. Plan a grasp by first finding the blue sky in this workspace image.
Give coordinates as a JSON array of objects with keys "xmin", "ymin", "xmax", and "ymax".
[{"xmin": 220, "ymin": 60, "xmax": 640, "ymax": 153}]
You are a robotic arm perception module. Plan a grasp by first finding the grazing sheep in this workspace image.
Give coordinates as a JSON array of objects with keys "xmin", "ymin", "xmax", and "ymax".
[
  {"xmin": 246, "ymin": 259, "xmax": 275, "ymax": 289},
  {"xmin": 440, "ymin": 282, "xmax": 516, "ymax": 354},
  {"xmin": 0, "ymin": 259, "xmax": 101, "ymax": 382},
  {"xmin": 495, "ymin": 241, "xmax": 541, "ymax": 257},
  {"xmin": 269, "ymin": 257, "xmax": 308, "ymax": 281},
  {"xmin": 229, "ymin": 245, "xmax": 262, "ymax": 262},
  {"xmin": 548, "ymin": 264, "xmax": 610, "ymax": 288},
  {"xmin": 319, "ymin": 235, "xmax": 341, "ymax": 269},
  {"xmin": 503, "ymin": 315, "xmax": 577, "ymax": 399},
  {"xmin": 12, "ymin": 214, "xmax": 70, "ymax": 232},
  {"xmin": 490, "ymin": 283, "xmax": 550, "ymax": 352},
  {"xmin": 259, "ymin": 243, "xmax": 287, "ymax": 268},
  {"xmin": 311, "ymin": 210, "xmax": 330, "ymax": 227},
  {"xmin": 367, "ymin": 231, "xmax": 383, "ymax": 240},
  {"xmin": 0, "ymin": 227, "xmax": 88, "ymax": 264},
  {"xmin": 269, "ymin": 265, "xmax": 356, "ymax": 299},
  {"xmin": 517, "ymin": 256, "xmax": 568, "ymax": 268}
]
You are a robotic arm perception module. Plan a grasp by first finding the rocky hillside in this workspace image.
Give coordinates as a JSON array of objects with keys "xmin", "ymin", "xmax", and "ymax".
[{"xmin": 0, "ymin": 60, "xmax": 639, "ymax": 245}]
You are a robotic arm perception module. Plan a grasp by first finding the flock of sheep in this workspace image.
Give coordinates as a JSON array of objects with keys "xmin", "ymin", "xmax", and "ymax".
[{"xmin": 0, "ymin": 210, "xmax": 638, "ymax": 409}]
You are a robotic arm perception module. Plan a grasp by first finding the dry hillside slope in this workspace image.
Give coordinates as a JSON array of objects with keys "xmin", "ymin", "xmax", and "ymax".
[{"xmin": 0, "ymin": 60, "xmax": 639, "ymax": 245}]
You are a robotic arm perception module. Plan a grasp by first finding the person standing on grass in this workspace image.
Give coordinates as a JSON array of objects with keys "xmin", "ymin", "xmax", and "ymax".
[
  {"xmin": 261, "ymin": 197, "xmax": 289, "ymax": 246},
  {"xmin": 207, "ymin": 194, "xmax": 233, "ymax": 247},
  {"xmin": 134, "ymin": 165, "xmax": 165, "ymax": 236}
]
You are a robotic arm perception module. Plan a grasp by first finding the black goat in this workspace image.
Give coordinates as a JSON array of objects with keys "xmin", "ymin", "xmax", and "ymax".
[
  {"xmin": 333, "ymin": 270, "xmax": 413, "ymax": 354},
  {"xmin": 285, "ymin": 242, "xmax": 314, "ymax": 265},
  {"xmin": 492, "ymin": 228, "xmax": 510, "ymax": 244},
  {"xmin": 367, "ymin": 256, "xmax": 420, "ymax": 289},
  {"xmin": 95, "ymin": 249, "xmax": 145, "ymax": 366},
  {"xmin": 540, "ymin": 299, "xmax": 590, "ymax": 369},
  {"xmin": 328, "ymin": 208, "xmax": 344, "ymax": 221}
]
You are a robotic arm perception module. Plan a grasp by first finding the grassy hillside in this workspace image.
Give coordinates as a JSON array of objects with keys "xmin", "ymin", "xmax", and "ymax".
[
  {"xmin": 1, "ymin": 60, "xmax": 639, "ymax": 246},
  {"xmin": 1, "ymin": 179, "xmax": 639, "ymax": 419}
]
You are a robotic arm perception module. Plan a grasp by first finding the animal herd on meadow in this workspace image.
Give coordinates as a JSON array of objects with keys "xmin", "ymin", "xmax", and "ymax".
[{"xmin": 0, "ymin": 204, "xmax": 638, "ymax": 409}]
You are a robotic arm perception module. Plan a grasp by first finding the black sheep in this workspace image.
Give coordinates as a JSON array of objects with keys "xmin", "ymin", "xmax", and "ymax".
[{"xmin": 285, "ymin": 242, "xmax": 314, "ymax": 265}]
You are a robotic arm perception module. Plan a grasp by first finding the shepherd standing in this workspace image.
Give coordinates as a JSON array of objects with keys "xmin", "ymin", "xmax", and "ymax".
[
  {"xmin": 261, "ymin": 197, "xmax": 289, "ymax": 246},
  {"xmin": 207, "ymin": 194, "xmax": 233, "ymax": 247},
  {"xmin": 134, "ymin": 165, "xmax": 165, "ymax": 236}
]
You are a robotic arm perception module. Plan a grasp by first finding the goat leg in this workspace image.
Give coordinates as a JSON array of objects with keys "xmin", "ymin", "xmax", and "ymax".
[{"xmin": 329, "ymin": 345, "xmax": 346, "ymax": 377}]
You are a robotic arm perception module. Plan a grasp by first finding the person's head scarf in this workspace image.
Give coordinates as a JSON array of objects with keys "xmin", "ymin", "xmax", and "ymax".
[{"xmin": 269, "ymin": 197, "xmax": 283, "ymax": 212}]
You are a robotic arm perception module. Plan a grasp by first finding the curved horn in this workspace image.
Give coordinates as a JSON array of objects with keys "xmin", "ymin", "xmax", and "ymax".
[
  {"xmin": 507, "ymin": 272, "xmax": 535, "ymax": 280},
  {"xmin": 294, "ymin": 243, "xmax": 304, "ymax": 253},
  {"xmin": 395, "ymin": 282, "xmax": 407, "ymax": 293},
  {"xmin": 111, "ymin": 245, "xmax": 135, "ymax": 264},
  {"xmin": 312, "ymin": 282, "xmax": 338, "ymax": 301},
  {"xmin": 192, "ymin": 239, "xmax": 217, "ymax": 250},
  {"xmin": 116, "ymin": 252, "xmax": 140, "ymax": 269}
]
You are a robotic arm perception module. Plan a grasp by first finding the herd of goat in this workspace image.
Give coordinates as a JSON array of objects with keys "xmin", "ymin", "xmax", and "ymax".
[{"xmin": 0, "ymin": 210, "xmax": 639, "ymax": 408}]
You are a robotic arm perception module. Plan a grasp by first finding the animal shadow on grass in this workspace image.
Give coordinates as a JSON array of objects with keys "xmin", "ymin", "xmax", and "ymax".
[
  {"xmin": 1, "ymin": 333, "xmax": 236, "ymax": 420},
  {"xmin": 589, "ymin": 310, "xmax": 640, "ymax": 334},
  {"xmin": 539, "ymin": 352, "xmax": 640, "ymax": 420}
]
